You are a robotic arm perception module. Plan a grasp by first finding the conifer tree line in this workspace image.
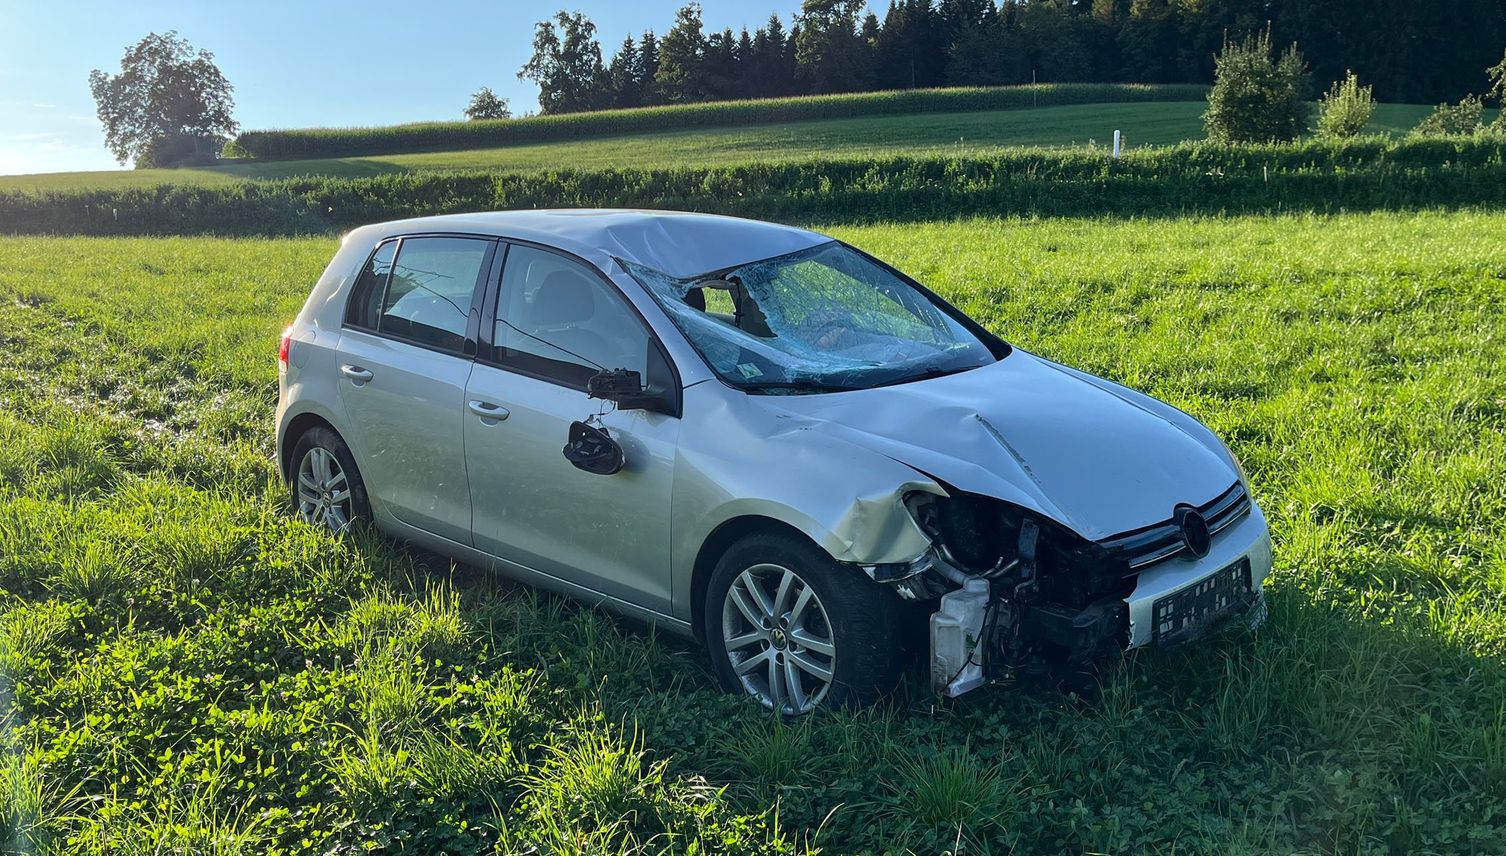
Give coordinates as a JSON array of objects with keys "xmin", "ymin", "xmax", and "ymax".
[{"xmin": 515, "ymin": 0, "xmax": 1506, "ymax": 115}]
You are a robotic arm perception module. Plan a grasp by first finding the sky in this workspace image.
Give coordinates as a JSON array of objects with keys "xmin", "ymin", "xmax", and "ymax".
[{"xmin": 0, "ymin": 0, "xmax": 804, "ymax": 176}]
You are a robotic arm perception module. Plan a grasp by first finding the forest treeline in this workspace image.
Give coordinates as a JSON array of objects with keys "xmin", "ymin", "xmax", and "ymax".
[{"xmin": 516, "ymin": 0, "xmax": 1506, "ymax": 115}]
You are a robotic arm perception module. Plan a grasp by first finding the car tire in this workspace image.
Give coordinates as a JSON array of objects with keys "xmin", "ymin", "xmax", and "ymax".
[
  {"xmin": 704, "ymin": 531, "xmax": 909, "ymax": 715},
  {"xmin": 289, "ymin": 426, "xmax": 371, "ymax": 534}
]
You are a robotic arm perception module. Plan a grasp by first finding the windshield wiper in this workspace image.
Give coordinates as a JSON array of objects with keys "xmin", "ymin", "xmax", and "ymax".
[
  {"xmin": 737, "ymin": 379, "xmax": 858, "ymax": 394},
  {"xmin": 873, "ymin": 363, "xmax": 988, "ymax": 388}
]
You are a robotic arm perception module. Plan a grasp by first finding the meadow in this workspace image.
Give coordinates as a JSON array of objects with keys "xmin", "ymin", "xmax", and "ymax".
[
  {"xmin": 0, "ymin": 101, "xmax": 1463, "ymax": 195},
  {"xmin": 2, "ymin": 210, "xmax": 1504, "ymax": 853}
]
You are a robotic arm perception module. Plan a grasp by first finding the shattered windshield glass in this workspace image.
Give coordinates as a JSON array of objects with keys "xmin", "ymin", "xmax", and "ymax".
[{"xmin": 623, "ymin": 241, "xmax": 999, "ymax": 393}]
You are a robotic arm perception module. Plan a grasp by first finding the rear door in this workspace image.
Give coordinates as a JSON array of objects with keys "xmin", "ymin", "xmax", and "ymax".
[
  {"xmin": 463, "ymin": 243, "xmax": 681, "ymax": 612},
  {"xmin": 335, "ymin": 235, "xmax": 496, "ymax": 544}
]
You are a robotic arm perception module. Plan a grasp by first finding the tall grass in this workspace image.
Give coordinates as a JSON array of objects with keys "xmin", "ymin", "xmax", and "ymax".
[{"xmin": 231, "ymin": 83, "xmax": 1209, "ymax": 161}]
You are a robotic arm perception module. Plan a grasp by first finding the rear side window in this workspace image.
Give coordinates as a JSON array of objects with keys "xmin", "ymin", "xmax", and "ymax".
[
  {"xmin": 345, "ymin": 240, "xmax": 396, "ymax": 329},
  {"xmin": 344, "ymin": 236, "xmax": 493, "ymax": 353}
]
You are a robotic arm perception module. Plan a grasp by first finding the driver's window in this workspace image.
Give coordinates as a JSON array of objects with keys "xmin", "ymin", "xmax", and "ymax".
[{"xmin": 492, "ymin": 245, "xmax": 650, "ymax": 388}]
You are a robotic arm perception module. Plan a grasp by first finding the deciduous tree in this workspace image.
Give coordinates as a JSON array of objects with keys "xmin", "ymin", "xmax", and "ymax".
[
  {"xmin": 88, "ymin": 31, "xmax": 236, "ymax": 168},
  {"xmin": 1203, "ymin": 29, "xmax": 1312, "ymax": 143},
  {"xmin": 464, "ymin": 87, "xmax": 511, "ymax": 120},
  {"xmin": 518, "ymin": 11, "xmax": 605, "ymax": 114}
]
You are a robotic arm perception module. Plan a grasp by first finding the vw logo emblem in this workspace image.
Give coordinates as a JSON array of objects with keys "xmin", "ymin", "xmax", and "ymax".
[{"xmin": 1175, "ymin": 506, "xmax": 1212, "ymax": 558}]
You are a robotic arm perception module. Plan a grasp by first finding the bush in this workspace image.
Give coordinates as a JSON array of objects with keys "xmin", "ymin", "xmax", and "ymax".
[
  {"xmin": 1413, "ymin": 96, "xmax": 1485, "ymax": 136},
  {"xmin": 4, "ymin": 138, "xmax": 1506, "ymax": 237},
  {"xmin": 1317, "ymin": 71, "xmax": 1375, "ymax": 139},
  {"xmin": 137, "ymin": 134, "xmax": 224, "ymax": 169},
  {"xmin": 1204, "ymin": 30, "xmax": 1312, "ymax": 143},
  {"xmin": 232, "ymin": 83, "xmax": 1210, "ymax": 161}
]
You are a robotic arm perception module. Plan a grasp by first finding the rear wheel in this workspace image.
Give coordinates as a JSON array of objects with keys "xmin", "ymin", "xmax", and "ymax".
[
  {"xmin": 704, "ymin": 531, "xmax": 909, "ymax": 715},
  {"xmin": 290, "ymin": 427, "xmax": 370, "ymax": 533}
]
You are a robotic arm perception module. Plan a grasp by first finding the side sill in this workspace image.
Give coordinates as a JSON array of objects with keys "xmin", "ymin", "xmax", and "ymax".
[{"xmin": 374, "ymin": 515, "xmax": 697, "ymax": 639}]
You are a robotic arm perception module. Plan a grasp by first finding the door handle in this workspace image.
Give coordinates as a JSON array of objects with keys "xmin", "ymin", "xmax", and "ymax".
[
  {"xmin": 467, "ymin": 400, "xmax": 510, "ymax": 421},
  {"xmin": 340, "ymin": 364, "xmax": 374, "ymax": 383}
]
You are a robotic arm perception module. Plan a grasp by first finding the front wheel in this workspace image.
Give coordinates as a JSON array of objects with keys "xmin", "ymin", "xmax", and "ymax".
[
  {"xmin": 290, "ymin": 427, "xmax": 370, "ymax": 533},
  {"xmin": 704, "ymin": 532, "xmax": 910, "ymax": 715}
]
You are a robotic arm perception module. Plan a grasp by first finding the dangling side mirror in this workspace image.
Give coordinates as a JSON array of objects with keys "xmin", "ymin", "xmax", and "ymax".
[
  {"xmin": 586, "ymin": 368, "xmax": 676, "ymax": 414},
  {"xmin": 562, "ymin": 419, "xmax": 625, "ymax": 476}
]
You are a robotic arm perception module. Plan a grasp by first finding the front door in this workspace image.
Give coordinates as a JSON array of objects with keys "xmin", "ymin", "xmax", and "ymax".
[
  {"xmin": 335, "ymin": 235, "xmax": 495, "ymax": 544},
  {"xmin": 463, "ymin": 243, "xmax": 680, "ymax": 613}
]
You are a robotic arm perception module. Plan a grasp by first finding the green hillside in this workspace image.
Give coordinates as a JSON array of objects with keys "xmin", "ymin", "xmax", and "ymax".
[{"xmin": 0, "ymin": 101, "xmax": 1465, "ymax": 195}]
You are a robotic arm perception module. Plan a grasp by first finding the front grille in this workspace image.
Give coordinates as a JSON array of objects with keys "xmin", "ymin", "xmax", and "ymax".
[{"xmin": 1101, "ymin": 481, "xmax": 1251, "ymax": 569}]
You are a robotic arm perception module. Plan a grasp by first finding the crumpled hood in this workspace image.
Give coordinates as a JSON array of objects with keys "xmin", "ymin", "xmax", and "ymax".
[{"xmin": 760, "ymin": 351, "xmax": 1236, "ymax": 541}]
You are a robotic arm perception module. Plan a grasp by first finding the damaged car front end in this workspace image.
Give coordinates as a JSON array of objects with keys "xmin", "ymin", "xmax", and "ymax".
[
  {"xmin": 623, "ymin": 230, "xmax": 1273, "ymax": 707},
  {"xmin": 867, "ymin": 479, "xmax": 1271, "ymax": 698}
]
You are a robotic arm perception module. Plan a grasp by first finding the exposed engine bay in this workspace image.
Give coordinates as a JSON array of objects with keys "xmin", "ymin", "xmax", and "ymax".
[{"xmin": 867, "ymin": 486, "xmax": 1250, "ymax": 697}]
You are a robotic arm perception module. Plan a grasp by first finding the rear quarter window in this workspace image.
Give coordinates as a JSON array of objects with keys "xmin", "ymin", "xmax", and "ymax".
[{"xmin": 345, "ymin": 240, "xmax": 396, "ymax": 329}]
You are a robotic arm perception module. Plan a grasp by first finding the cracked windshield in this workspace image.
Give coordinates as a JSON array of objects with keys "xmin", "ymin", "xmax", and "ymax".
[{"xmin": 627, "ymin": 242, "xmax": 998, "ymax": 392}]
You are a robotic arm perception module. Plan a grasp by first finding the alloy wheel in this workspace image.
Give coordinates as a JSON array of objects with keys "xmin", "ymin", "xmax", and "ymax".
[
  {"xmin": 296, "ymin": 446, "xmax": 353, "ymax": 532},
  {"xmin": 722, "ymin": 562, "xmax": 836, "ymax": 715}
]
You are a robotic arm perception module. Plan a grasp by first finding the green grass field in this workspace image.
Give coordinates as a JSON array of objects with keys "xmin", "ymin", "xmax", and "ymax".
[
  {"xmin": 2, "ymin": 211, "xmax": 1504, "ymax": 852},
  {"xmin": 0, "ymin": 101, "xmax": 1459, "ymax": 194}
]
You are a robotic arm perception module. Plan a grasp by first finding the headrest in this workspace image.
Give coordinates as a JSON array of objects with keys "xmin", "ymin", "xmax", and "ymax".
[{"xmin": 531, "ymin": 270, "xmax": 597, "ymax": 326}]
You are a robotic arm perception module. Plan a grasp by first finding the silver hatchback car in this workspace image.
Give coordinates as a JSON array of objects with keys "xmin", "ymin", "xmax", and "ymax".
[{"xmin": 277, "ymin": 210, "xmax": 1272, "ymax": 714}]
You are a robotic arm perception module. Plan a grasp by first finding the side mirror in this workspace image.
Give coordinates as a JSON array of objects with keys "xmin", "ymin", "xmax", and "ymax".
[
  {"xmin": 562, "ymin": 419, "xmax": 624, "ymax": 475},
  {"xmin": 587, "ymin": 368, "xmax": 672, "ymax": 413}
]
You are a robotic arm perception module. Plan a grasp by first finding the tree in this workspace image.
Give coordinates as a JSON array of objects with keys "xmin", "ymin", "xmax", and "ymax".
[
  {"xmin": 464, "ymin": 87, "xmax": 511, "ymax": 120},
  {"xmin": 938, "ymin": 0, "xmax": 996, "ymax": 46},
  {"xmin": 873, "ymin": 0, "xmax": 945, "ymax": 90},
  {"xmin": 1315, "ymin": 71, "xmax": 1373, "ymax": 139},
  {"xmin": 1489, "ymin": 47, "xmax": 1506, "ymax": 134},
  {"xmin": 518, "ymin": 11, "xmax": 605, "ymax": 114},
  {"xmin": 703, "ymin": 28, "xmax": 742, "ymax": 100},
  {"xmin": 948, "ymin": 7, "xmax": 1028, "ymax": 86},
  {"xmin": 657, "ymin": 3, "xmax": 708, "ymax": 102},
  {"xmin": 605, "ymin": 35, "xmax": 642, "ymax": 108},
  {"xmin": 1017, "ymin": 2, "xmax": 1105, "ymax": 83},
  {"xmin": 637, "ymin": 31, "xmax": 662, "ymax": 104},
  {"xmin": 749, "ymin": 14, "xmax": 797, "ymax": 96},
  {"xmin": 1203, "ymin": 30, "xmax": 1312, "ymax": 143},
  {"xmin": 1118, "ymin": 0, "xmax": 1180, "ymax": 83},
  {"xmin": 88, "ymin": 31, "xmax": 236, "ymax": 168},
  {"xmin": 1490, "ymin": 47, "xmax": 1506, "ymax": 103},
  {"xmin": 736, "ymin": 27, "xmax": 756, "ymax": 96},
  {"xmin": 795, "ymin": 0, "xmax": 872, "ymax": 94}
]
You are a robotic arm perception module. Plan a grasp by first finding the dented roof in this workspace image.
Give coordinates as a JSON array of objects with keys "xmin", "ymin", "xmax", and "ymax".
[{"xmin": 344, "ymin": 209, "xmax": 832, "ymax": 280}]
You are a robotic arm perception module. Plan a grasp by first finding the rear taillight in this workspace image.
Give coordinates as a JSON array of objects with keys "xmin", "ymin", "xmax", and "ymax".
[{"xmin": 278, "ymin": 326, "xmax": 293, "ymax": 373}]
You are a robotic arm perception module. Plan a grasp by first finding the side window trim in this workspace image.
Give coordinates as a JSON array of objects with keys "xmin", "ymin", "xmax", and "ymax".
[
  {"xmin": 478, "ymin": 239, "xmax": 683, "ymax": 413},
  {"xmin": 341, "ymin": 233, "xmax": 497, "ymax": 360}
]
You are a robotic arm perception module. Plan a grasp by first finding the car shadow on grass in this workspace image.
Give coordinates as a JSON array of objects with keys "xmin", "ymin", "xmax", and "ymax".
[{"xmin": 381, "ymin": 538, "xmax": 1506, "ymax": 853}]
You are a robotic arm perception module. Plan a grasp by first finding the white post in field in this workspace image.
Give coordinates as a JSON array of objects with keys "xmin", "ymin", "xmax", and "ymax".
[{"xmin": 1113, "ymin": 130, "xmax": 1122, "ymax": 159}]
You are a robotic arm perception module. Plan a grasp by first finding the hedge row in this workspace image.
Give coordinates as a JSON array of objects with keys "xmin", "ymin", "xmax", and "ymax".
[
  {"xmin": 4, "ymin": 137, "xmax": 1504, "ymax": 238},
  {"xmin": 231, "ymin": 83, "xmax": 1210, "ymax": 161}
]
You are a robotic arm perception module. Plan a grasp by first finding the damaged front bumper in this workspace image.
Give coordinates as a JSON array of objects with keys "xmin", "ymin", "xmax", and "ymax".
[
  {"xmin": 1123, "ymin": 501, "xmax": 1272, "ymax": 648},
  {"xmin": 906, "ymin": 492, "xmax": 1274, "ymax": 699}
]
